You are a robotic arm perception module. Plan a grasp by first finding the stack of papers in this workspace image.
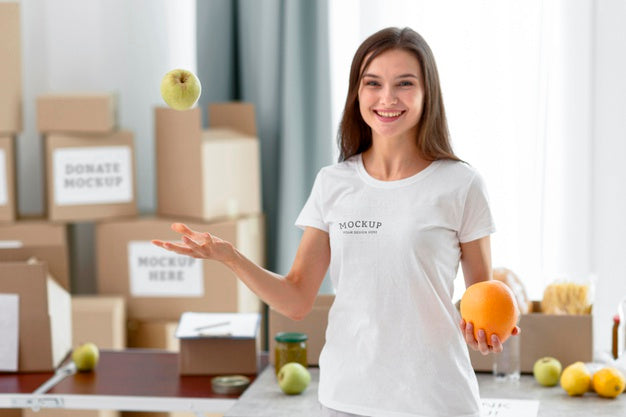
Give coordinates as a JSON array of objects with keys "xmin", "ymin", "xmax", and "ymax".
[{"xmin": 175, "ymin": 312, "xmax": 260, "ymax": 339}]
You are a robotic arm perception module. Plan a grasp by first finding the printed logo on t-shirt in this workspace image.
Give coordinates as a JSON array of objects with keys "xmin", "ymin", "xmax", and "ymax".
[{"xmin": 338, "ymin": 220, "xmax": 382, "ymax": 235}]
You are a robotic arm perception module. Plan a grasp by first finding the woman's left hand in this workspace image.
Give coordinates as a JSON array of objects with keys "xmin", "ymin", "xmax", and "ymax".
[{"xmin": 460, "ymin": 319, "xmax": 520, "ymax": 355}]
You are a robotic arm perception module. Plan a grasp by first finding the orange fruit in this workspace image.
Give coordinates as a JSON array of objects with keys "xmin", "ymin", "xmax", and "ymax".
[
  {"xmin": 592, "ymin": 367, "xmax": 625, "ymax": 398},
  {"xmin": 460, "ymin": 280, "xmax": 519, "ymax": 346}
]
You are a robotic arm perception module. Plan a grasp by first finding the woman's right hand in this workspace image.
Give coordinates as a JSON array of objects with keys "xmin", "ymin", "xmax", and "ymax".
[{"xmin": 151, "ymin": 223, "xmax": 236, "ymax": 264}]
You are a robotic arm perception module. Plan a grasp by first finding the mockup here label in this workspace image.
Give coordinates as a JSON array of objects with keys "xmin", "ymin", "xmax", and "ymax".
[
  {"xmin": 53, "ymin": 146, "xmax": 133, "ymax": 205},
  {"xmin": 128, "ymin": 241, "xmax": 204, "ymax": 297},
  {"xmin": 0, "ymin": 149, "xmax": 7, "ymax": 206}
]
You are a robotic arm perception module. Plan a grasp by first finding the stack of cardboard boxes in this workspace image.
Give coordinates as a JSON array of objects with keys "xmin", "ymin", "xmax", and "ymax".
[
  {"xmin": 38, "ymin": 93, "xmax": 137, "ymax": 222},
  {"xmin": 1, "ymin": 3, "xmax": 265, "ymax": 416},
  {"xmin": 105, "ymin": 103, "xmax": 265, "ymax": 352},
  {"xmin": 0, "ymin": 1, "xmax": 20, "ymax": 222}
]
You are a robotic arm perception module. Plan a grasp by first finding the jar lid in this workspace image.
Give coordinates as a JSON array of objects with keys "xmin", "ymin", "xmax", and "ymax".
[
  {"xmin": 275, "ymin": 332, "xmax": 308, "ymax": 343},
  {"xmin": 211, "ymin": 375, "xmax": 251, "ymax": 395}
]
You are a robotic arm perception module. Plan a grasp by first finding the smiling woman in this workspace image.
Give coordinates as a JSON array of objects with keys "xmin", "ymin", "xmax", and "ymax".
[
  {"xmin": 153, "ymin": 26, "xmax": 502, "ymax": 417},
  {"xmin": 328, "ymin": 0, "xmax": 603, "ymax": 309}
]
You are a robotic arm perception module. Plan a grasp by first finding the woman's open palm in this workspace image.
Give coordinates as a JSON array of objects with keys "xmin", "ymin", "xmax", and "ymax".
[{"xmin": 151, "ymin": 223, "xmax": 234, "ymax": 263}]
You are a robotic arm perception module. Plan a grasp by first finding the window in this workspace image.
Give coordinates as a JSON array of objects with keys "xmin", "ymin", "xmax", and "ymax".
[{"xmin": 329, "ymin": 0, "xmax": 594, "ymax": 300}]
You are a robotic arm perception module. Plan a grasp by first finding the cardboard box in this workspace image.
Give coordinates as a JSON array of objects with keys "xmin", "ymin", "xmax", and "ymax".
[
  {"xmin": 0, "ymin": 135, "xmax": 17, "ymax": 222},
  {"xmin": 72, "ymin": 295, "xmax": 126, "ymax": 350},
  {"xmin": 23, "ymin": 409, "xmax": 119, "ymax": 417},
  {"xmin": 0, "ymin": 260, "xmax": 72, "ymax": 372},
  {"xmin": 127, "ymin": 319, "xmax": 179, "ymax": 351},
  {"xmin": 0, "ymin": 219, "xmax": 70, "ymax": 290},
  {"xmin": 155, "ymin": 103, "xmax": 261, "ymax": 222},
  {"xmin": 269, "ymin": 294, "xmax": 333, "ymax": 366},
  {"xmin": 37, "ymin": 93, "xmax": 117, "ymax": 133},
  {"xmin": 45, "ymin": 130, "xmax": 137, "ymax": 222},
  {"xmin": 468, "ymin": 301, "xmax": 593, "ymax": 373},
  {"xmin": 0, "ymin": 2, "xmax": 22, "ymax": 133},
  {"xmin": 176, "ymin": 312, "xmax": 260, "ymax": 375},
  {"xmin": 96, "ymin": 215, "xmax": 264, "ymax": 320}
]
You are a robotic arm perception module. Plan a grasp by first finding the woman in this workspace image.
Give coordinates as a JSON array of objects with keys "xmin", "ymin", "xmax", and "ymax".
[{"xmin": 153, "ymin": 27, "xmax": 518, "ymax": 417}]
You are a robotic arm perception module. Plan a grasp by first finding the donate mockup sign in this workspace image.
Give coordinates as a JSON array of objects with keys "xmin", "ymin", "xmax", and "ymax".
[
  {"xmin": 53, "ymin": 146, "xmax": 133, "ymax": 206},
  {"xmin": 127, "ymin": 241, "xmax": 204, "ymax": 297}
]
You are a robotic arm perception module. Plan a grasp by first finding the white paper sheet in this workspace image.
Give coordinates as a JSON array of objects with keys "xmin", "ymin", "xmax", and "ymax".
[
  {"xmin": 0, "ymin": 293, "xmax": 19, "ymax": 371},
  {"xmin": 175, "ymin": 312, "xmax": 260, "ymax": 339},
  {"xmin": 481, "ymin": 398, "xmax": 539, "ymax": 417}
]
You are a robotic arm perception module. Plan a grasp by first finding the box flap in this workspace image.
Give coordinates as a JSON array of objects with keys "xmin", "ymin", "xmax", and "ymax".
[
  {"xmin": 176, "ymin": 312, "xmax": 260, "ymax": 339},
  {"xmin": 0, "ymin": 220, "xmax": 67, "ymax": 245},
  {"xmin": 47, "ymin": 275, "xmax": 72, "ymax": 367},
  {"xmin": 208, "ymin": 102, "xmax": 257, "ymax": 137}
]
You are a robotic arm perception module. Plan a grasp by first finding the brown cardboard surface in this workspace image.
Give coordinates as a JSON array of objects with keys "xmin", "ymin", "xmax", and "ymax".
[
  {"xmin": 0, "ymin": 135, "xmax": 17, "ymax": 221},
  {"xmin": 268, "ymin": 294, "xmax": 334, "ymax": 366},
  {"xmin": 95, "ymin": 216, "xmax": 263, "ymax": 321},
  {"xmin": 208, "ymin": 102, "xmax": 257, "ymax": 137},
  {"xmin": 155, "ymin": 103, "xmax": 261, "ymax": 222},
  {"xmin": 37, "ymin": 93, "xmax": 117, "ymax": 133},
  {"xmin": 179, "ymin": 337, "xmax": 258, "ymax": 375},
  {"xmin": 45, "ymin": 130, "xmax": 137, "ymax": 222},
  {"xmin": 127, "ymin": 319, "xmax": 179, "ymax": 351},
  {"xmin": 0, "ymin": 3, "xmax": 22, "ymax": 133},
  {"xmin": 0, "ymin": 219, "xmax": 70, "ymax": 289},
  {"xmin": 155, "ymin": 107, "xmax": 203, "ymax": 220},
  {"xmin": 468, "ymin": 301, "xmax": 593, "ymax": 373},
  {"xmin": 0, "ymin": 261, "xmax": 72, "ymax": 372},
  {"xmin": 72, "ymin": 295, "xmax": 126, "ymax": 350}
]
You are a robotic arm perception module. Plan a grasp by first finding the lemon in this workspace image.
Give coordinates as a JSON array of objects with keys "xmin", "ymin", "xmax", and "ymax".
[
  {"xmin": 592, "ymin": 367, "xmax": 625, "ymax": 399},
  {"xmin": 560, "ymin": 362, "xmax": 591, "ymax": 396}
]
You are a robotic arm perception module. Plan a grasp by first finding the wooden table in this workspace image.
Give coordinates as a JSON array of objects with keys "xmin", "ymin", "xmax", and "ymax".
[{"xmin": 0, "ymin": 349, "xmax": 264, "ymax": 414}]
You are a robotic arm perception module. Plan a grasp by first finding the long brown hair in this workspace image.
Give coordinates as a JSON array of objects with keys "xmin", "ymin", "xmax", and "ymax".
[{"xmin": 338, "ymin": 27, "xmax": 460, "ymax": 162}]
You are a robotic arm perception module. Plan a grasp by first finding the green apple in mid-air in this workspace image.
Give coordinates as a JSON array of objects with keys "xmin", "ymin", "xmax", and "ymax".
[
  {"xmin": 533, "ymin": 356, "xmax": 562, "ymax": 386},
  {"xmin": 160, "ymin": 68, "xmax": 202, "ymax": 111},
  {"xmin": 72, "ymin": 342, "xmax": 100, "ymax": 372},
  {"xmin": 277, "ymin": 362, "xmax": 311, "ymax": 395}
]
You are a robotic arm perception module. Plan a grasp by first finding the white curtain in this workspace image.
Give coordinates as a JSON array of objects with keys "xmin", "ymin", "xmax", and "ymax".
[{"xmin": 329, "ymin": 0, "xmax": 594, "ymax": 302}]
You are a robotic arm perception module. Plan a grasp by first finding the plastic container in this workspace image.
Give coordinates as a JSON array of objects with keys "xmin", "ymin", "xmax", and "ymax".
[
  {"xmin": 274, "ymin": 332, "xmax": 308, "ymax": 374},
  {"xmin": 493, "ymin": 336, "xmax": 521, "ymax": 381}
]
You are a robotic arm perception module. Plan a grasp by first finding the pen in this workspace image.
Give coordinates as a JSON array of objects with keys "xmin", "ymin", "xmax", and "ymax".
[{"xmin": 194, "ymin": 320, "xmax": 230, "ymax": 331}]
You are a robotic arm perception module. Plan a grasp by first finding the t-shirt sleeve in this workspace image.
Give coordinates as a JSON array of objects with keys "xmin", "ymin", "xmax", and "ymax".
[
  {"xmin": 295, "ymin": 170, "xmax": 328, "ymax": 232},
  {"xmin": 458, "ymin": 171, "xmax": 496, "ymax": 243}
]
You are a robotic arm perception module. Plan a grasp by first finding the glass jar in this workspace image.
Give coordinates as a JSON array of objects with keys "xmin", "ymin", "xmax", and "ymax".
[{"xmin": 274, "ymin": 332, "xmax": 308, "ymax": 374}]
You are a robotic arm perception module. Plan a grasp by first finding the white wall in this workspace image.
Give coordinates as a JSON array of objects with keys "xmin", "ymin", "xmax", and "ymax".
[
  {"xmin": 18, "ymin": 0, "xmax": 196, "ymax": 216},
  {"xmin": 592, "ymin": 0, "xmax": 626, "ymax": 354}
]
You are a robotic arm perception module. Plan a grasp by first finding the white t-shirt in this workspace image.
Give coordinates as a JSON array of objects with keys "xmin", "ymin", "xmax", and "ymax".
[{"xmin": 295, "ymin": 154, "xmax": 496, "ymax": 417}]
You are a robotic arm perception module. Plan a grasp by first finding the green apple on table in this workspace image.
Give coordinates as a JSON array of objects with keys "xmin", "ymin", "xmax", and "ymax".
[
  {"xmin": 72, "ymin": 342, "xmax": 100, "ymax": 372},
  {"xmin": 160, "ymin": 68, "xmax": 202, "ymax": 111},
  {"xmin": 533, "ymin": 356, "xmax": 562, "ymax": 386},
  {"xmin": 277, "ymin": 362, "xmax": 311, "ymax": 395}
]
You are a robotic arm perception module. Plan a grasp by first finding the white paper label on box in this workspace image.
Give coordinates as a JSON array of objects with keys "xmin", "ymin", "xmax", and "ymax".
[
  {"xmin": 0, "ymin": 149, "xmax": 7, "ymax": 206},
  {"xmin": 53, "ymin": 146, "xmax": 133, "ymax": 205},
  {"xmin": 128, "ymin": 241, "xmax": 204, "ymax": 297},
  {"xmin": 0, "ymin": 240, "xmax": 22, "ymax": 248},
  {"xmin": 0, "ymin": 293, "xmax": 19, "ymax": 372}
]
